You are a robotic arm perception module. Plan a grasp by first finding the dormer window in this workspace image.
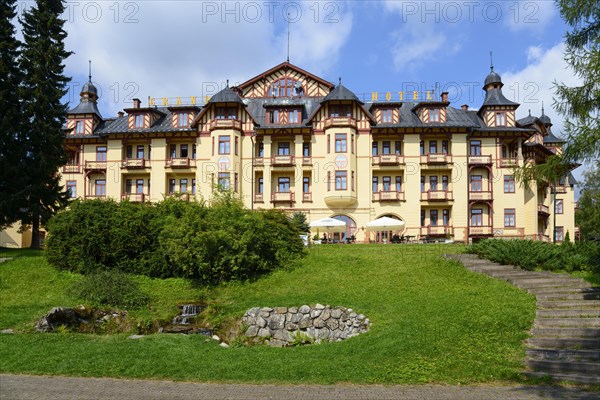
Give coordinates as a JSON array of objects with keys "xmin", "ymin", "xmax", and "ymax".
[
  {"xmin": 215, "ymin": 107, "xmax": 236, "ymax": 120},
  {"xmin": 267, "ymin": 108, "xmax": 301, "ymax": 125},
  {"xmin": 178, "ymin": 112, "xmax": 189, "ymax": 127},
  {"xmin": 495, "ymin": 112, "xmax": 506, "ymax": 126},
  {"xmin": 330, "ymin": 105, "xmax": 351, "ymax": 118},
  {"xmin": 429, "ymin": 108, "xmax": 440, "ymax": 123},
  {"xmin": 381, "ymin": 109, "xmax": 393, "ymax": 123},
  {"xmin": 75, "ymin": 120, "xmax": 84, "ymax": 134},
  {"xmin": 134, "ymin": 115, "xmax": 144, "ymax": 128},
  {"xmin": 268, "ymin": 77, "xmax": 303, "ymax": 97}
]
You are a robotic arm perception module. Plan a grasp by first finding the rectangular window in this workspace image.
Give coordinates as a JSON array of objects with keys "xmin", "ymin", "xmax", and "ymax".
[
  {"xmin": 216, "ymin": 107, "xmax": 236, "ymax": 120},
  {"xmin": 382, "ymin": 141, "xmax": 391, "ymax": 155},
  {"xmin": 470, "ymin": 175, "xmax": 483, "ymax": 192},
  {"xmin": 470, "ymin": 140, "xmax": 482, "ymax": 156},
  {"xmin": 178, "ymin": 112, "xmax": 189, "ymax": 127},
  {"xmin": 126, "ymin": 145, "xmax": 133, "ymax": 159},
  {"xmin": 169, "ymin": 179, "xmax": 175, "ymax": 194},
  {"xmin": 351, "ymin": 171, "xmax": 355, "ymax": 191},
  {"xmin": 170, "ymin": 144, "xmax": 177, "ymax": 159},
  {"xmin": 234, "ymin": 173, "xmax": 238, "ymax": 192},
  {"xmin": 395, "ymin": 176, "xmax": 402, "ymax": 192},
  {"xmin": 95, "ymin": 179, "xmax": 106, "ymax": 196},
  {"xmin": 180, "ymin": 144, "xmax": 188, "ymax": 158},
  {"xmin": 303, "ymin": 142, "xmax": 310, "ymax": 157},
  {"xmin": 504, "ymin": 208, "xmax": 516, "ymax": 227},
  {"xmin": 420, "ymin": 176, "xmax": 425, "ymax": 192},
  {"xmin": 268, "ymin": 110, "xmax": 280, "ymax": 124},
  {"xmin": 555, "ymin": 226, "xmax": 564, "ymax": 242},
  {"xmin": 470, "ymin": 208, "xmax": 483, "ymax": 226},
  {"xmin": 504, "ymin": 175, "xmax": 515, "ymax": 193},
  {"xmin": 211, "ymin": 137, "xmax": 215, "ymax": 156},
  {"xmin": 381, "ymin": 109, "xmax": 392, "ymax": 123},
  {"xmin": 234, "ymin": 137, "xmax": 239, "ymax": 156},
  {"xmin": 180, "ymin": 179, "xmax": 188, "ymax": 193},
  {"xmin": 430, "ymin": 210, "xmax": 438, "ymax": 226},
  {"xmin": 421, "ymin": 210, "xmax": 426, "ymax": 227},
  {"xmin": 329, "ymin": 105, "xmax": 351, "ymax": 118},
  {"xmin": 555, "ymin": 199, "xmax": 564, "ymax": 214},
  {"xmin": 96, "ymin": 146, "xmax": 107, "ymax": 162},
  {"xmin": 125, "ymin": 179, "xmax": 132, "ymax": 194},
  {"xmin": 443, "ymin": 209, "xmax": 450, "ymax": 226},
  {"xmin": 303, "ymin": 177, "xmax": 310, "ymax": 193},
  {"xmin": 442, "ymin": 175, "xmax": 449, "ymax": 191},
  {"xmin": 429, "ymin": 108, "xmax": 440, "ymax": 122},
  {"xmin": 218, "ymin": 136, "xmax": 230, "ymax": 154},
  {"xmin": 372, "ymin": 176, "xmax": 378, "ymax": 193},
  {"xmin": 288, "ymin": 109, "xmax": 300, "ymax": 124},
  {"xmin": 441, "ymin": 140, "xmax": 448, "ymax": 154},
  {"xmin": 134, "ymin": 115, "xmax": 144, "ymax": 128},
  {"xmin": 191, "ymin": 179, "xmax": 196, "ymax": 195},
  {"xmin": 75, "ymin": 121, "xmax": 84, "ymax": 134},
  {"xmin": 218, "ymin": 172, "xmax": 230, "ymax": 190},
  {"xmin": 335, "ymin": 134, "xmax": 347, "ymax": 152},
  {"xmin": 278, "ymin": 142, "xmax": 290, "ymax": 155},
  {"xmin": 258, "ymin": 177, "xmax": 263, "ymax": 194},
  {"xmin": 372, "ymin": 141, "xmax": 378, "ymax": 156},
  {"xmin": 430, "ymin": 176, "xmax": 438, "ymax": 191},
  {"xmin": 136, "ymin": 145, "xmax": 144, "ymax": 159},
  {"xmin": 327, "ymin": 135, "xmax": 331, "ymax": 154},
  {"xmin": 395, "ymin": 141, "xmax": 401, "ymax": 155},
  {"xmin": 66, "ymin": 181, "xmax": 76, "ymax": 198},
  {"xmin": 420, "ymin": 140, "xmax": 425, "ymax": 155},
  {"xmin": 429, "ymin": 140, "xmax": 437, "ymax": 154},
  {"xmin": 256, "ymin": 143, "xmax": 264, "ymax": 158},
  {"xmin": 278, "ymin": 177, "xmax": 290, "ymax": 192},
  {"xmin": 495, "ymin": 112, "xmax": 506, "ymax": 126},
  {"xmin": 136, "ymin": 179, "xmax": 144, "ymax": 194},
  {"xmin": 335, "ymin": 171, "xmax": 347, "ymax": 190},
  {"xmin": 351, "ymin": 135, "xmax": 355, "ymax": 154},
  {"xmin": 192, "ymin": 144, "xmax": 196, "ymax": 159}
]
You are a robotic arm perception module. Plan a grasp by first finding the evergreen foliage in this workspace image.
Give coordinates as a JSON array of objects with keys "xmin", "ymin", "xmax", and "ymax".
[
  {"xmin": 69, "ymin": 270, "xmax": 149, "ymax": 309},
  {"xmin": 576, "ymin": 163, "xmax": 600, "ymax": 240}
]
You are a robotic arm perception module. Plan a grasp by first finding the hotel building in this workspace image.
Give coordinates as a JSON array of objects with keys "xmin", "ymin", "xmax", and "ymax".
[{"xmin": 3, "ymin": 61, "xmax": 577, "ymax": 247}]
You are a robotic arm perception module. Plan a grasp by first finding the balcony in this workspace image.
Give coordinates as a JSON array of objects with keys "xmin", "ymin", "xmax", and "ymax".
[
  {"xmin": 372, "ymin": 154, "xmax": 404, "ymax": 166},
  {"xmin": 302, "ymin": 156, "xmax": 312, "ymax": 166},
  {"xmin": 537, "ymin": 204, "xmax": 550, "ymax": 216},
  {"xmin": 271, "ymin": 155, "xmax": 295, "ymax": 167},
  {"xmin": 63, "ymin": 164, "xmax": 81, "ymax": 174},
  {"xmin": 421, "ymin": 190, "xmax": 453, "ymax": 201},
  {"xmin": 553, "ymin": 185, "xmax": 568, "ymax": 194},
  {"xmin": 122, "ymin": 193, "xmax": 145, "ymax": 203},
  {"xmin": 469, "ymin": 226, "xmax": 493, "ymax": 235},
  {"xmin": 84, "ymin": 161, "xmax": 107, "ymax": 171},
  {"xmin": 271, "ymin": 191, "xmax": 294, "ymax": 203},
  {"xmin": 421, "ymin": 153, "xmax": 452, "ymax": 164},
  {"xmin": 372, "ymin": 191, "xmax": 405, "ymax": 202},
  {"xmin": 499, "ymin": 158, "xmax": 519, "ymax": 167},
  {"xmin": 254, "ymin": 193, "xmax": 264, "ymax": 203},
  {"xmin": 324, "ymin": 116, "xmax": 357, "ymax": 129},
  {"xmin": 469, "ymin": 191, "xmax": 493, "ymax": 201},
  {"xmin": 208, "ymin": 119, "xmax": 242, "ymax": 131},
  {"xmin": 302, "ymin": 192, "xmax": 312, "ymax": 202},
  {"xmin": 420, "ymin": 225, "xmax": 452, "ymax": 236},
  {"xmin": 85, "ymin": 194, "xmax": 106, "ymax": 200},
  {"xmin": 166, "ymin": 157, "xmax": 192, "ymax": 168},
  {"xmin": 468, "ymin": 155, "xmax": 492, "ymax": 165},
  {"xmin": 122, "ymin": 158, "xmax": 146, "ymax": 169},
  {"xmin": 324, "ymin": 191, "xmax": 357, "ymax": 207}
]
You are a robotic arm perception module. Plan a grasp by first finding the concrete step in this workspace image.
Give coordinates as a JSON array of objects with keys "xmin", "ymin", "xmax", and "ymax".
[
  {"xmin": 527, "ymin": 359, "xmax": 600, "ymax": 375},
  {"xmin": 526, "ymin": 348, "xmax": 600, "ymax": 362},
  {"xmin": 529, "ymin": 287, "xmax": 600, "ymax": 295},
  {"xmin": 536, "ymin": 292, "xmax": 600, "ymax": 301},
  {"xmin": 518, "ymin": 280, "xmax": 591, "ymax": 289},
  {"xmin": 508, "ymin": 276, "xmax": 584, "ymax": 285},
  {"xmin": 538, "ymin": 300, "xmax": 600, "ymax": 309},
  {"xmin": 532, "ymin": 327, "xmax": 600, "ymax": 339},
  {"xmin": 534, "ymin": 318, "xmax": 600, "ymax": 328},
  {"xmin": 524, "ymin": 371, "xmax": 600, "ymax": 385},
  {"xmin": 536, "ymin": 309, "xmax": 600, "ymax": 318},
  {"xmin": 527, "ymin": 338, "xmax": 600, "ymax": 350}
]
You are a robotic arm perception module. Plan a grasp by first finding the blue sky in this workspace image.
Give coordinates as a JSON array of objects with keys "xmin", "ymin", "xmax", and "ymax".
[{"xmin": 13, "ymin": 1, "xmax": 586, "ymax": 183}]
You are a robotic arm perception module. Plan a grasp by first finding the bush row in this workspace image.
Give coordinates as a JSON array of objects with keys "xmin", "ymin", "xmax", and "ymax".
[
  {"xmin": 466, "ymin": 238, "xmax": 600, "ymax": 273},
  {"xmin": 46, "ymin": 194, "xmax": 306, "ymax": 284}
]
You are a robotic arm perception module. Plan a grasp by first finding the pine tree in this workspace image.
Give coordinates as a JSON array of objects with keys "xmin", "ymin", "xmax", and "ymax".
[
  {"xmin": 0, "ymin": 0, "xmax": 26, "ymax": 230},
  {"xmin": 18, "ymin": 0, "xmax": 72, "ymax": 248}
]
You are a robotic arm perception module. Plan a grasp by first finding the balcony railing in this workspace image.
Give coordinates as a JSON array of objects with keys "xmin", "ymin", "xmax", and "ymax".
[
  {"xmin": 372, "ymin": 154, "xmax": 404, "ymax": 166},
  {"xmin": 420, "ymin": 225, "xmax": 452, "ymax": 236},
  {"xmin": 421, "ymin": 190, "xmax": 453, "ymax": 201},
  {"xmin": 553, "ymin": 185, "xmax": 568, "ymax": 194},
  {"xmin": 271, "ymin": 191, "xmax": 294, "ymax": 203},
  {"xmin": 63, "ymin": 164, "xmax": 81, "ymax": 174},
  {"xmin": 84, "ymin": 161, "xmax": 107, "ymax": 170},
  {"xmin": 122, "ymin": 193, "xmax": 145, "ymax": 202},
  {"xmin": 167, "ymin": 193, "xmax": 190, "ymax": 201},
  {"xmin": 271, "ymin": 155, "xmax": 295, "ymax": 166},
  {"xmin": 166, "ymin": 157, "xmax": 192, "ymax": 168},
  {"xmin": 372, "ymin": 191, "xmax": 405, "ymax": 202},
  {"xmin": 537, "ymin": 204, "xmax": 550, "ymax": 215},
  {"xmin": 254, "ymin": 193, "xmax": 264, "ymax": 203},
  {"xmin": 421, "ymin": 153, "xmax": 451, "ymax": 164},
  {"xmin": 85, "ymin": 194, "xmax": 106, "ymax": 199},
  {"xmin": 324, "ymin": 116, "xmax": 357, "ymax": 129},
  {"xmin": 302, "ymin": 156, "xmax": 312, "ymax": 166},
  {"xmin": 469, "ymin": 191, "xmax": 493, "ymax": 201},
  {"xmin": 535, "ymin": 233, "xmax": 551, "ymax": 242},
  {"xmin": 253, "ymin": 157, "xmax": 264, "ymax": 167},
  {"xmin": 469, "ymin": 225, "xmax": 493, "ymax": 235},
  {"xmin": 208, "ymin": 119, "xmax": 242, "ymax": 131},
  {"xmin": 122, "ymin": 158, "xmax": 146, "ymax": 169},
  {"xmin": 468, "ymin": 154, "xmax": 492, "ymax": 165},
  {"xmin": 303, "ymin": 192, "xmax": 312, "ymax": 202},
  {"xmin": 499, "ymin": 158, "xmax": 518, "ymax": 167}
]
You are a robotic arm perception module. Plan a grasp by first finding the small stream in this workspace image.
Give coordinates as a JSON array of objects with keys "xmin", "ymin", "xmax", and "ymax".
[{"xmin": 161, "ymin": 304, "xmax": 212, "ymax": 335}]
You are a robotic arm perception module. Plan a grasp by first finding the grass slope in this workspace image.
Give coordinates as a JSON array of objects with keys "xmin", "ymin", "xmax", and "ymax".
[{"xmin": 0, "ymin": 245, "xmax": 535, "ymax": 384}]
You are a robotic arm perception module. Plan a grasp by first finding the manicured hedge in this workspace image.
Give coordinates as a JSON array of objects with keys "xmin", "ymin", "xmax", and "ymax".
[
  {"xmin": 466, "ymin": 239, "xmax": 600, "ymax": 273},
  {"xmin": 46, "ymin": 195, "xmax": 305, "ymax": 284}
]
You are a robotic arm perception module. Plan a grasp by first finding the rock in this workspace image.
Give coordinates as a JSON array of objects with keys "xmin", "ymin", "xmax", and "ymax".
[
  {"xmin": 290, "ymin": 313, "xmax": 302, "ymax": 323},
  {"xmin": 273, "ymin": 329, "xmax": 289, "ymax": 341},
  {"xmin": 256, "ymin": 316, "xmax": 267, "ymax": 328},
  {"xmin": 326, "ymin": 319, "xmax": 339, "ymax": 330},
  {"xmin": 298, "ymin": 315, "xmax": 312, "ymax": 329},
  {"xmin": 288, "ymin": 307, "xmax": 298, "ymax": 314},
  {"xmin": 313, "ymin": 318, "xmax": 325, "ymax": 328},
  {"xmin": 269, "ymin": 339, "xmax": 286, "ymax": 347},
  {"xmin": 331, "ymin": 309, "xmax": 342, "ymax": 319},
  {"xmin": 259, "ymin": 310, "xmax": 271, "ymax": 318},
  {"xmin": 257, "ymin": 328, "xmax": 271, "ymax": 338},
  {"xmin": 245, "ymin": 325, "xmax": 259, "ymax": 337},
  {"xmin": 364, "ymin": 318, "xmax": 370, "ymax": 326},
  {"xmin": 321, "ymin": 308, "xmax": 331, "ymax": 321},
  {"xmin": 212, "ymin": 334, "xmax": 220, "ymax": 341},
  {"xmin": 299, "ymin": 305, "xmax": 311, "ymax": 314},
  {"xmin": 274, "ymin": 307, "xmax": 288, "ymax": 314},
  {"xmin": 310, "ymin": 309, "xmax": 322, "ymax": 318},
  {"xmin": 219, "ymin": 342, "xmax": 229, "ymax": 348},
  {"xmin": 318, "ymin": 328, "xmax": 330, "ymax": 340},
  {"xmin": 314, "ymin": 303, "xmax": 325, "ymax": 310},
  {"xmin": 285, "ymin": 322, "xmax": 298, "ymax": 331},
  {"xmin": 1, "ymin": 329, "xmax": 14, "ymax": 334},
  {"xmin": 268, "ymin": 314, "xmax": 286, "ymax": 330},
  {"xmin": 247, "ymin": 307, "xmax": 260, "ymax": 317},
  {"xmin": 349, "ymin": 312, "xmax": 357, "ymax": 319},
  {"xmin": 243, "ymin": 316, "xmax": 256, "ymax": 326},
  {"xmin": 128, "ymin": 335, "xmax": 145, "ymax": 339}
]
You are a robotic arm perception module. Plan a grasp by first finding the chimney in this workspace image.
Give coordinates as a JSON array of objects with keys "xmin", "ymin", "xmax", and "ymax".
[
  {"xmin": 133, "ymin": 98, "xmax": 141, "ymax": 109},
  {"xmin": 461, "ymin": 104, "xmax": 469, "ymax": 111},
  {"xmin": 441, "ymin": 92, "xmax": 449, "ymax": 102},
  {"xmin": 117, "ymin": 111, "xmax": 124, "ymax": 118}
]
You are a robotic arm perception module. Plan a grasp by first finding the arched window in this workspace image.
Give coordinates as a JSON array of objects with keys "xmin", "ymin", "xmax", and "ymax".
[
  {"xmin": 268, "ymin": 78, "xmax": 303, "ymax": 97},
  {"xmin": 331, "ymin": 214, "xmax": 357, "ymax": 242}
]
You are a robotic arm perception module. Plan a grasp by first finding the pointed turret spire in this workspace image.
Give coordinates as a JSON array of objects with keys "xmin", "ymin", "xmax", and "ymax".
[
  {"xmin": 88, "ymin": 59, "xmax": 92, "ymax": 82},
  {"xmin": 490, "ymin": 51, "xmax": 494, "ymax": 72}
]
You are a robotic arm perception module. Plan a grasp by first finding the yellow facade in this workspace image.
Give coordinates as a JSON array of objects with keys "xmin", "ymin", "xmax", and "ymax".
[{"xmin": 55, "ymin": 61, "xmax": 577, "ymax": 244}]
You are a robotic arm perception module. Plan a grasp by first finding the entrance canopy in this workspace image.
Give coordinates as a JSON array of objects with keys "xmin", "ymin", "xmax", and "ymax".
[
  {"xmin": 365, "ymin": 216, "xmax": 405, "ymax": 231},
  {"xmin": 309, "ymin": 218, "xmax": 347, "ymax": 233}
]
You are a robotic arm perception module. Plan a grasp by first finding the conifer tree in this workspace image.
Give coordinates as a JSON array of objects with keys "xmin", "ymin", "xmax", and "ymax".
[{"xmin": 18, "ymin": 0, "xmax": 72, "ymax": 248}]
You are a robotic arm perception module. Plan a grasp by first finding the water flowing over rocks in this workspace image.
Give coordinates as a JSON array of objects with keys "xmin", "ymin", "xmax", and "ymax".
[{"xmin": 242, "ymin": 304, "xmax": 370, "ymax": 347}]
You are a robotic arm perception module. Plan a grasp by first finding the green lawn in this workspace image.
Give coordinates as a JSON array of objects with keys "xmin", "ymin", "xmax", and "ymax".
[{"xmin": 0, "ymin": 244, "xmax": 536, "ymax": 384}]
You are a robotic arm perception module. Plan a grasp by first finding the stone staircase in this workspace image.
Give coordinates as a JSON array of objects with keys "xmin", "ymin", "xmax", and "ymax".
[{"xmin": 446, "ymin": 253, "xmax": 600, "ymax": 385}]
